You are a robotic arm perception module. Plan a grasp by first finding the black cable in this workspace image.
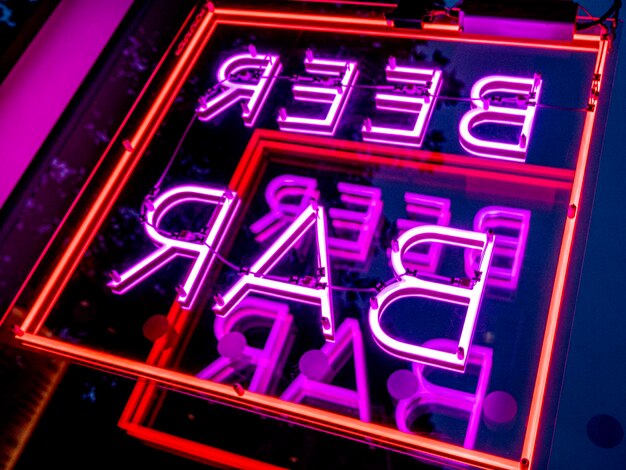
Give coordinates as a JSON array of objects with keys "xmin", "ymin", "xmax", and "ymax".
[{"xmin": 576, "ymin": 0, "xmax": 622, "ymax": 32}]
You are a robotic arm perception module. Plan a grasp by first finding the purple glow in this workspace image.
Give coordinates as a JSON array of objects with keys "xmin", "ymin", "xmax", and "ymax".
[
  {"xmin": 196, "ymin": 297, "xmax": 294, "ymax": 394},
  {"xmin": 458, "ymin": 75, "xmax": 542, "ymax": 162},
  {"xmin": 278, "ymin": 55, "xmax": 358, "ymax": 136},
  {"xmin": 362, "ymin": 63, "xmax": 442, "ymax": 148},
  {"xmin": 281, "ymin": 318, "xmax": 371, "ymax": 422},
  {"xmin": 369, "ymin": 225, "xmax": 495, "ymax": 371},
  {"xmin": 250, "ymin": 175, "xmax": 319, "ymax": 243},
  {"xmin": 395, "ymin": 338, "xmax": 493, "ymax": 449},
  {"xmin": 214, "ymin": 203, "xmax": 336, "ymax": 341},
  {"xmin": 465, "ymin": 206, "xmax": 531, "ymax": 290},
  {"xmin": 396, "ymin": 193, "xmax": 451, "ymax": 273},
  {"xmin": 328, "ymin": 183, "xmax": 383, "ymax": 263},
  {"xmin": 197, "ymin": 52, "xmax": 282, "ymax": 127},
  {"xmin": 108, "ymin": 185, "xmax": 239, "ymax": 309}
]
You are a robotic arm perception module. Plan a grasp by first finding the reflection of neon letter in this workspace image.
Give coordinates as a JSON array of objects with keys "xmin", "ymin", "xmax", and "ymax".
[
  {"xmin": 250, "ymin": 175, "xmax": 319, "ymax": 243},
  {"xmin": 108, "ymin": 186, "xmax": 239, "ymax": 309},
  {"xmin": 369, "ymin": 225, "xmax": 495, "ymax": 371},
  {"xmin": 277, "ymin": 56, "xmax": 358, "ymax": 136},
  {"xmin": 197, "ymin": 52, "xmax": 282, "ymax": 127},
  {"xmin": 197, "ymin": 298, "xmax": 293, "ymax": 394},
  {"xmin": 395, "ymin": 338, "xmax": 492, "ymax": 449},
  {"xmin": 281, "ymin": 318, "xmax": 371, "ymax": 421},
  {"xmin": 465, "ymin": 206, "xmax": 530, "ymax": 290},
  {"xmin": 362, "ymin": 64, "xmax": 442, "ymax": 148},
  {"xmin": 215, "ymin": 204, "xmax": 336, "ymax": 341},
  {"xmin": 397, "ymin": 193, "xmax": 451, "ymax": 273},
  {"xmin": 458, "ymin": 75, "xmax": 542, "ymax": 162},
  {"xmin": 328, "ymin": 183, "xmax": 383, "ymax": 262}
]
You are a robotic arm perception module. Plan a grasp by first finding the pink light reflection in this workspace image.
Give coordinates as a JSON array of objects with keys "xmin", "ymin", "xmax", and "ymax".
[
  {"xmin": 281, "ymin": 318, "xmax": 371, "ymax": 422},
  {"xmin": 395, "ymin": 338, "xmax": 493, "ymax": 449}
]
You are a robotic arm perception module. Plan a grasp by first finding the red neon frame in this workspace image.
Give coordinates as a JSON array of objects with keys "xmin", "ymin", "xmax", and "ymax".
[{"xmin": 9, "ymin": 6, "xmax": 609, "ymax": 470}]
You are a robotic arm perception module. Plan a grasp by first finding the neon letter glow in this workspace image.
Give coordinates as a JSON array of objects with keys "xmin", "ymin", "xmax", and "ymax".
[
  {"xmin": 362, "ymin": 63, "xmax": 442, "ymax": 148},
  {"xmin": 465, "ymin": 206, "xmax": 531, "ymax": 291},
  {"xmin": 395, "ymin": 338, "xmax": 493, "ymax": 449},
  {"xmin": 277, "ymin": 54, "xmax": 358, "ymax": 136},
  {"xmin": 369, "ymin": 225, "xmax": 495, "ymax": 371},
  {"xmin": 214, "ymin": 203, "xmax": 336, "ymax": 341},
  {"xmin": 328, "ymin": 183, "xmax": 383, "ymax": 263},
  {"xmin": 197, "ymin": 297, "xmax": 294, "ymax": 394},
  {"xmin": 108, "ymin": 185, "xmax": 239, "ymax": 309},
  {"xmin": 396, "ymin": 193, "xmax": 451, "ymax": 273},
  {"xmin": 281, "ymin": 318, "xmax": 371, "ymax": 422},
  {"xmin": 197, "ymin": 52, "xmax": 282, "ymax": 127},
  {"xmin": 249, "ymin": 175, "xmax": 319, "ymax": 243},
  {"xmin": 458, "ymin": 74, "xmax": 542, "ymax": 162}
]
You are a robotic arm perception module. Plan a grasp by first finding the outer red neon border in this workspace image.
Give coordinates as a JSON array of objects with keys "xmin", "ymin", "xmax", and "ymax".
[{"xmin": 10, "ymin": 7, "xmax": 609, "ymax": 470}]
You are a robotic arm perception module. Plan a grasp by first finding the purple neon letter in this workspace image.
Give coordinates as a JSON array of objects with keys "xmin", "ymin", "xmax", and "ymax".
[
  {"xmin": 281, "ymin": 318, "xmax": 371, "ymax": 422},
  {"xmin": 362, "ymin": 63, "xmax": 442, "ymax": 148},
  {"xmin": 108, "ymin": 186, "xmax": 239, "ymax": 309},
  {"xmin": 196, "ymin": 297, "xmax": 294, "ymax": 394},
  {"xmin": 197, "ymin": 52, "xmax": 282, "ymax": 127},
  {"xmin": 369, "ymin": 225, "xmax": 495, "ymax": 371},
  {"xmin": 214, "ymin": 203, "xmax": 336, "ymax": 341},
  {"xmin": 465, "ymin": 206, "xmax": 530, "ymax": 290},
  {"xmin": 394, "ymin": 338, "xmax": 493, "ymax": 449},
  {"xmin": 458, "ymin": 74, "xmax": 542, "ymax": 162},
  {"xmin": 277, "ymin": 53, "xmax": 358, "ymax": 136}
]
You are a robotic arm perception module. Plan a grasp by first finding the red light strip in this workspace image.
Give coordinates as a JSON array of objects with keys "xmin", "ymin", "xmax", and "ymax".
[{"xmin": 521, "ymin": 37, "xmax": 610, "ymax": 469}]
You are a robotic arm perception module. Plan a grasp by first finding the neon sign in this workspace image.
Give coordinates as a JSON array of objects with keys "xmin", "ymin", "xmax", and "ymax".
[
  {"xmin": 198, "ymin": 50, "xmax": 542, "ymax": 159},
  {"xmin": 9, "ymin": 6, "xmax": 610, "ymax": 470}
]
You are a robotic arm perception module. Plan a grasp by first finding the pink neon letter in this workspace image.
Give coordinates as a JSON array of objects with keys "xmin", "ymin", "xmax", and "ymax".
[
  {"xmin": 458, "ymin": 74, "xmax": 542, "ymax": 162},
  {"xmin": 369, "ymin": 225, "xmax": 495, "ymax": 371},
  {"xmin": 197, "ymin": 52, "xmax": 282, "ymax": 126},
  {"xmin": 465, "ymin": 206, "xmax": 530, "ymax": 290},
  {"xmin": 281, "ymin": 318, "xmax": 371, "ymax": 422},
  {"xmin": 214, "ymin": 203, "xmax": 336, "ymax": 341},
  {"xmin": 108, "ymin": 186, "xmax": 239, "ymax": 309},
  {"xmin": 362, "ymin": 63, "xmax": 442, "ymax": 148},
  {"xmin": 328, "ymin": 183, "xmax": 383, "ymax": 263},
  {"xmin": 396, "ymin": 193, "xmax": 451, "ymax": 273},
  {"xmin": 277, "ymin": 53, "xmax": 358, "ymax": 136},
  {"xmin": 249, "ymin": 175, "xmax": 319, "ymax": 243},
  {"xmin": 196, "ymin": 298, "xmax": 294, "ymax": 394},
  {"xmin": 394, "ymin": 338, "xmax": 493, "ymax": 449}
]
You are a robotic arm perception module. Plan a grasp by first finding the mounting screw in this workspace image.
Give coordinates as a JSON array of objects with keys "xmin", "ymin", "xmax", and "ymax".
[
  {"xmin": 233, "ymin": 383, "xmax": 245, "ymax": 396},
  {"xmin": 370, "ymin": 297, "xmax": 379, "ymax": 310},
  {"xmin": 12, "ymin": 325, "xmax": 24, "ymax": 337},
  {"xmin": 122, "ymin": 140, "xmax": 133, "ymax": 152},
  {"xmin": 567, "ymin": 203, "xmax": 577, "ymax": 219}
]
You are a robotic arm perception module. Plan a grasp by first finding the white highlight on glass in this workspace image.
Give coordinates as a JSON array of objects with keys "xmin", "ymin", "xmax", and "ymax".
[
  {"xmin": 396, "ymin": 193, "xmax": 451, "ymax": 273},
  {"xmin": 369, "ymin": 225, "xmax": 495, "ymax": 371},
  {"xmin": 328, "ymin": 183, "xmax": 383, "ymax": 263},
  {"xmin": 250, "ymin": 175, "xmax": 319, "ymax": 243},
  {"xmin": 362, "ymin": 63, "xmax": 442, "ymax": 148},
  {"xmin": 197, "ymin": 52, "xmax": 282, "ymax": 127},
  {"xmin": 465, "ymin": 206, "xmax": 531, "ymax": 290},
  {"xmin": 278, "ymin": 54, "xmax": 358, "ymax": 136},
  {"xmin": 458, "ymin": 74, "xmax": 542, "ymax": 162},
  {"xmin": 281, "ymin": 318, "xmax": 371, "ymax": 422},
  {"xmin": 214, "ymin": 203, "xmax": 336, "ymax": 341},
  {"xmin": 196, "ymin": 297, "xmax": 294, "ymax": 394},
  {"xmin": 395, "ymin": 338, "xmax": 493, "ymax": 449},
  {"xmin": 108, "ymin": 185, "xmax": 239, "ymax": 310}
]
